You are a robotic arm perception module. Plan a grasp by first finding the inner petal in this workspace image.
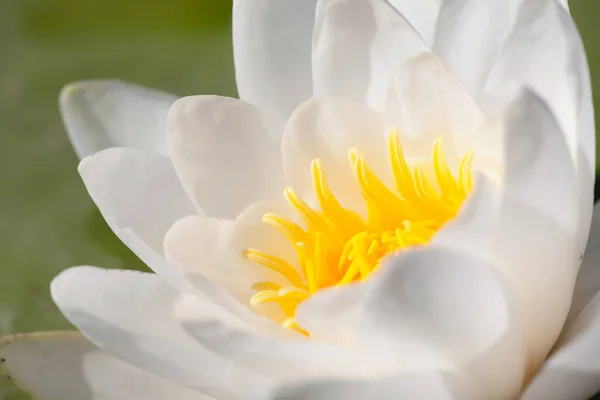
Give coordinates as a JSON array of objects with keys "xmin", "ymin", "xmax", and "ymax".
[{"xmin": 245, "ymin": 131, "xmax": 475, "ymax": 333}]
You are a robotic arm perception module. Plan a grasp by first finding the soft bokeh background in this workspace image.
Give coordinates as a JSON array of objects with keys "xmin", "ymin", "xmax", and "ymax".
[{"xmin": 0, "ymin": 1, "xmax": 599, "ymax": 399}]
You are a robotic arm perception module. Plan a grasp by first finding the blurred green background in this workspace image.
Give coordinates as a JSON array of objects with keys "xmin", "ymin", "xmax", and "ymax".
[{"xmin": 0, "ymin": 0, "xmax": 599, "ymax": 399}]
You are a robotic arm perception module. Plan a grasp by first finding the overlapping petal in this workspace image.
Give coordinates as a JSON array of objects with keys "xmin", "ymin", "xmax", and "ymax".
[
  {"xmin": 487, "ymin": 0, "xmax": 594, "ymax": 254},
  {"xmin": 312, "ymin": 0, "xmax": 427, "ymax": 110},
  {"xmin": 164, "ymin": 215, "xmax": 258, "ymax": 301},
  {"xmin": 432, "ymin": 0, "xmax": 511, "ymax": 99},
  {"xmin": 168, "ymin": 95, "xmax": 285, "ymax": 219},
  {"xmin": 522, "ymin": 292, "xmax": 600, "ymax": 400},
  {"xmin": 78, "ymin": 147, "xmax": 196, "ymax": 291},
  {"xmin": 233, "ymin": 0, "xmax": 317, "ymax": 129},
  {"xmin": 388, "ymin": 0, "xmax": 442, "ymax": 45},
  {"xmin": 60, "ymin": 80, "xmax": 176, "ymax": 158},
  {"xmin": 272, "ymin": 371, "xmax": 476, "ymax": 400},
  {"xmin": 50, "ymin": 266, "xmax": 269, "ymax": 398},
  {"xmin": 491, "ymin": 89, "xmax": 579, "ymax": 375},
  {"xmin": 0, "ymin": 332, "xmax": 211, "ymax": 400}
]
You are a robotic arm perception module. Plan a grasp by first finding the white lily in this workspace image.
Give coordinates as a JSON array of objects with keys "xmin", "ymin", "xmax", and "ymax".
[{"xmin": 1, "ymin": 0, "xmax": 598, "ymax": 399}]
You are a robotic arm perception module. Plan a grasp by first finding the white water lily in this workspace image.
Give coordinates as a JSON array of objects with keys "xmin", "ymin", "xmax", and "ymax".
[{"xmin": 1, "ymin": 0, "xmax": 598, "ymax": 399}]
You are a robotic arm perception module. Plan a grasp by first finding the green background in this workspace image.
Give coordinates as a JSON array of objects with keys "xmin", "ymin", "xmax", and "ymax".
[{"xmin": 0, "ymin": 0, "xmax": 599, "ymax": 398}]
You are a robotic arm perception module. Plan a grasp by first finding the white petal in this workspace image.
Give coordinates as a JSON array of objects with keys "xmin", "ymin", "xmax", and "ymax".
[
  {"xmin": 566, "ymin": 203, "xmax": 600, "ymax": 328},
  {"xmin": 488, "ymin": 0, "xmax": 593, "ymax": 171},
  {"xmin": 60, "ymin": 80, "xmax": 176, "ymax": 158},
  {"xmin": 366, "ymin": 250, "xmax": 523, "ymax": 399},
  {"xmin": 178, "ymin": 302, "xmax": 378, "ymax": 384},
  {"xmin": 491, "ymin": 89, "xmax": 579, "ymax": 375},
  {"xmin": 164, "ymin": 215, "xmax": 258, "ymax": 301},
  {"xmin": 313, "ymin": 0, "xmax": 427, "ymax": 110},
  {"xmin": 384, "ymin": 52, "xmax": 486, "ymax": 159},
  {"xmin": 388, "ymin": 0, "xmax": 442, "ymax": 45},
  {"xmin": 432, "ymin": 0, "xmax": 511, "ymax": 99},
  {"xmin": 272, "ymin": 371, "xmax": 476, "ymax": 400},
  {"xmin": 0, "ymin": 332, "xmax": 210, "ymax": 400},
  {"xmin": 281, "ymin": 97, "xmax": 388, "ymax": 213},
  {"xmin": 487, "ymin": 0, "xmax": 594, "ymax": 254},
  {"xmin": 292, "ymin": 281, "xmax": 366, "ymax": 346},
  {"xmin": 168, "ymin": 95, "xmax": 285, "ymax": 219},
  {"xmin": 522, "ymin": 292, "xmax": 600, "ymax": 400},
  {"xmin": 502, "ymin": 89, "xmax": 578, "ymax": 235},
  {"xmin": 50, "ymin": 266, "xmax": 262, "ymax": 397},
  {"xmin": 79, "ymin": 147, "xmax": 196, "ymax": 292},
  {"xmin": 233, "ymin": 0, "xmax": 317, "ymax": 129}
]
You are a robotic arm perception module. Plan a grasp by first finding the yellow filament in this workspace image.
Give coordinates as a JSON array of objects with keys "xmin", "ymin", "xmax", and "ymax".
[{"xmin": 245, "ymin": 132, "xmax": 475, "ymax": 333}]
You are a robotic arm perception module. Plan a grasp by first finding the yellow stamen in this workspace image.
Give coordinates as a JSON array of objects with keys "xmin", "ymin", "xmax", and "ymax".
[{"xmin": 244, "ymin": 131, "xmax": 477, "ymax": 334}]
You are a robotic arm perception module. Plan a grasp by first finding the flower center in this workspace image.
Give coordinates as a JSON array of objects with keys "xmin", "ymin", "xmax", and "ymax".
[{"xmin": 244, "ymin": 130, "xmax": 474, "ymax": 333}]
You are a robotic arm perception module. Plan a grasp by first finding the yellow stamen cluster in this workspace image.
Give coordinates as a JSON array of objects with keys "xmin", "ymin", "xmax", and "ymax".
[{"xmin": 244, "ymin": 130, "xmax": 474, "ymax": 333}]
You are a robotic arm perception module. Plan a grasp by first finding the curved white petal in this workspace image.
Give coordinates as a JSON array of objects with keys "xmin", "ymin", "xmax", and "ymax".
[
  {"xmin": 164, "ymin": 215, "xmax": 258, "ymax": 302},
  {"xmin": 60, "ymin": 80, "xmax": 177, "ymax": 159},
  {"xmin": 522, "ymin": 292, "xmax": 600, "ymax": 400},
  {"xmin": 299, "ymin": 248, "xmax": 523, "ymax": 398},
  {"xmin": 233, "ymin": 0, "xmax": 317, "ymax": 129},
  {"xmin": 50, "ymin": 266, "xmax": 263, "ymax": 397},
  {"xmin": 366, "ymin": 250, "xmax": 523, "ymax": 398},
  {"xmin": 79, "ymin": 147, "xmax": 196, "ymax": 291},
  {"xmin": 429, "ymin": 89, "xmax": 582, "ymax": 380},
  {"xmin": 177, "ymin": 296, "xmax": 388, "ymax": 384},
  {"xmin": 168, "ymin": 95, "xmax": 285, "ymax": 219},
  {"xmin": 566, "ymin": 203, "xmax": 600, "ymax": 328},
  {"xmin": 432, "ymin": 0, "xmax": 511, "ymax": 99},
  {"xmin": 281, "ymin": 97, "xmax": 388, "ymax": 213},
  {"xmin": 272, "ymin": 371, "xmax": 476, "ymax": 400},
  {"xmin": 487, "ymin": 0, "xmax": 594, "ymax": 254},
  {"xmin": 502, "ymin": 90, "xmax": 578, "ymax": 235},
  {"xmin": 491, "ymin": 89, "xmax": 579, "ymax": 376},
  {"xmin": 294, "ymin": 283, "xmax": 366, "ymax": 346},
  {"xmin": 0, "ymin": 332, "xmax": 211, "ymax": 400},
  {"xmin": 313, "ymin": 0, "xmax": 427, "ymax": 110},
  {"xmin": 388, "ymin": 0, "xmax": 442, "ymax": 45}
]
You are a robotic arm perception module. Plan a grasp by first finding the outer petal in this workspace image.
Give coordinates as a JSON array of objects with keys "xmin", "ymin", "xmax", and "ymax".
[
  {"xmin": 177, "ymin": 296, "xmax": 393, "ymax": 386},
  {"xmin": 272, "ymin": 371, "xmax": 476, "ymax": 400},
  {"xmin": 432, "ymin": 0, "xmax": 510, "ymax": 99},
  {"xmin": 60, "ymin": 80, "xmax": 177, "ymax": 158},
  {"xmin": 488, "ymin": 0, "xmax": 589, "ymax": 161},
  {"xmin": 384, "ymin": 52, "xmax": 486, "ymax": 158},
  {"xmin": 388, "ymin": 0, "xmax": 442, "ymax": 45},
  {"xmin": 493, "ymin": 89, "xmax": 579, "ymax": 375},
  {"xmin": 0, "ymin": 332, "xmax": 210, "ymax": 400},
  {"xmin": 566, "ymin": 203, "xmax": 600, "ymax": 328},
  {"xmin": 313, "ymin": 0, "xmax": 427, "ymax": 110},
  {"xmin": 79, "ymin": 147, "xmax": 196, "ymax": 292},
  {"xmin": 487, "ymin": 0, "xmax": 594, "ymax": 254},
  {"xmin": 50, "ymin": 266, "xmax": 265, "ymax": 398},
  {"xmin": 233, "ymin": 0, "xmax": 317, "ymax": 129},
  {"xmin": 522, "ymin": 292, "xmax": 600, "ymax": 400},
  {"xmin": 168, "ymin": 95, "xmax": 285, "ymax": 219}
]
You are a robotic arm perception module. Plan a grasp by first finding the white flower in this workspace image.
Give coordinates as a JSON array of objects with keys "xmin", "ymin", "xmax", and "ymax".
[{"xmin": 1, "ymin": 0, "xmax": 597, "ymax": 399}]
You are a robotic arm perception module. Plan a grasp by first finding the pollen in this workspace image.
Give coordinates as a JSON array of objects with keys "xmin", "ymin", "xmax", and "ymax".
[{"xmin": 244, "ymin": 130, "xmax": 474, "ymax": 334}]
